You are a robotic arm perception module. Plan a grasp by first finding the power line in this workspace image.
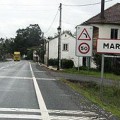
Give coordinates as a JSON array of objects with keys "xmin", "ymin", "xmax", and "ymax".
[
  {"xmin": 44, "ymin": 9, "xmax": 59, "ymax": 34},
  {"xmin": 0, "ymin": 4, "xmax": 59, "ymax": 7},
  {"xmin": 63, "ymin": 0, "xmax": 113, "ymax": 7},
  {"xmin": 0, "ymin": 9, "xmax": 57, "ymax": 12}
]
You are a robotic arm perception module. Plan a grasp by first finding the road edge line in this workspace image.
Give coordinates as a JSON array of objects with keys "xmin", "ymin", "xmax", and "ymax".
[{"xmin": 29, "ymin": 62, "xmax": 50, "ymax": 120}]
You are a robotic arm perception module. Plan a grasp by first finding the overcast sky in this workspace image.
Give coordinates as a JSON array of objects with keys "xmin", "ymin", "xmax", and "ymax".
[{"xmin": 0, "ymin": 0, "xmax": 119, "ymax": 38}]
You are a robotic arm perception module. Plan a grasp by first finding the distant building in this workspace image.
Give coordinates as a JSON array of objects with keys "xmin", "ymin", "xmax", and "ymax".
[{"xmin": 44, "ymin": 32, "xmax": 83, "ymax": 67}]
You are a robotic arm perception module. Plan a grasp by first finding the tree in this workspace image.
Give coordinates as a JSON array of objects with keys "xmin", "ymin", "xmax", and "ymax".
[
  {"xmin": 4, "ymin": 38, "xmax": 14, "ymax": 54},
  {"xmin": 13, "ymin": 24, "xmax": 42, "ymax": 56}
]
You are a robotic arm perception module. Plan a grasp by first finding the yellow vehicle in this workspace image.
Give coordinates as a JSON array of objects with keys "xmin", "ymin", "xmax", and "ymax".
[{"xmin": 13, "ymin": 52, "xmax": 21, "ymax": 61}]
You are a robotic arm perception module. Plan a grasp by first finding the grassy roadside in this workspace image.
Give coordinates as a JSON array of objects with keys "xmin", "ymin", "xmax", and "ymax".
[
  {"xmin": 62, "ymin": 68, "xmax": 120, "ymax": 81},
  {"xmin": 61, "ymin": 79, "xmax": 120, "ymax": 119}
]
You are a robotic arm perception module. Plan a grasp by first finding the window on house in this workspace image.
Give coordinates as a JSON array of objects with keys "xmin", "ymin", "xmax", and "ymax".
[
  {"xmin": 111, "ymin": 29, "xmax": 118, "ymax": 39},
  {"xmin": 65, "ymin": 34, "xmax": 67, "ymax": 37},
  {"xmin": 63, "ymin": 44, "xmax": 68, "ymax": 51}
]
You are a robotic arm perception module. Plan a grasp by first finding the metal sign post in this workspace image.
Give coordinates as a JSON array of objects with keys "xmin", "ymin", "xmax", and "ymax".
[
  {"xmin": 78, "ymin": 57, "xmax": 80, "ymax": 71},
  {"xmin": 100, "ymin": 54, "xmax": 104, "ymax": 99},
  {"xmin": 97, "ymin": 38, "xmax": 120, "ymax": 99}
]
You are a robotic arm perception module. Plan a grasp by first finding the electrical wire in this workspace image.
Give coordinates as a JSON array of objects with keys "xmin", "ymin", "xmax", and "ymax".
[
  {"xmin": 44, "ymin": 8, "xmax": 59, "ymax": 34},
  {"xmin": 63, "ymin": 0, "xmax": 113, "ymax": 7},
  {"xmin": 0, "ymin": 4, "xmax": 59, "ymax": 7}
]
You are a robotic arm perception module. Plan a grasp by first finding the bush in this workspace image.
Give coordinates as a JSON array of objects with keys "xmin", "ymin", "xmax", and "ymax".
[
  {"xmin": 48, "ymin": 59, "xmax": 58, "ymax": 66},
  {"xmin": 61, "ymin": 59, "xmax": 74, "ymax": 69},
  {"xmin": 48, "ymin": 58, "xmax": 74, "ymax": 69}
]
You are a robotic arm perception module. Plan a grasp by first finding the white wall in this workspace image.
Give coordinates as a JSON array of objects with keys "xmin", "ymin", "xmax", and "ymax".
[
  {"xmin": 49, "ymin": 37, "xmax": 58, "ymax": 58},
  {"xmin": 48, "ymin": 33, "xmax": 83, "ymax": 67},
  {"xmin": 92, "ymin": 24, "xmax": 120, "ymax": 39}
]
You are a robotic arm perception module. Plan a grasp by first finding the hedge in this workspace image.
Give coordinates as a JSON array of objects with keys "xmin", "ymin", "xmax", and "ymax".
[{"xmin": 48, "ymin": 58, "xmax": 74, "ymax": 69}]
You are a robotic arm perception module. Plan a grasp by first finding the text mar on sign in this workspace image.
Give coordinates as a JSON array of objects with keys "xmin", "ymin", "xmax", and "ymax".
[{"xmin": 103, "ymin": 43, "xmax": 120, "ymax": 49}]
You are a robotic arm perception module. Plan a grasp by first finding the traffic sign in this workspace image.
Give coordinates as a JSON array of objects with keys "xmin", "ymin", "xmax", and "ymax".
[
  {"xmin": 78, "ymin": 28, "xmax": 91, "ymax": 40},
  {"xmin": 97, "ymin": 39, "xmax": 120, "ymax": 54},
  {"xmin": 76, "ymin": 26, "xmax": 93, "ymax": 57},
  {"xmin": 78, "ymin": 43, "xmax": 90, "ymax": 54}
]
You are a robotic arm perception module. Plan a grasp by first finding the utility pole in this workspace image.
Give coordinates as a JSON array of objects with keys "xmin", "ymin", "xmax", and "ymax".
[
  {"xmin": 101, "ymin": 0, "xmax": 105, "ymax": 19},
  {"xmin": 59, "ymin": 3, "xmax": 62, "ymax": 30},
  {"xmin": 57, "ymin": 3, "xmax": 62, "ymax": 70}
]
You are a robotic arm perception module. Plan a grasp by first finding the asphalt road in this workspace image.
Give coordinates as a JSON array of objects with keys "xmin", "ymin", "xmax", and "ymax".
[{"xmin": 0, "ymin": 60, "xmax": 118, "ymax": 120}]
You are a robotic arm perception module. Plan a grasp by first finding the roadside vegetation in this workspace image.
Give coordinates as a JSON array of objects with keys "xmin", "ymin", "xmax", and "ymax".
[
  {"xmin": 62, "ymin": 67, "xmax": 120, "ymax": 81},
  {"xmin": 61, "ymin": 79, "xmax": 120, "ymax": 119}
]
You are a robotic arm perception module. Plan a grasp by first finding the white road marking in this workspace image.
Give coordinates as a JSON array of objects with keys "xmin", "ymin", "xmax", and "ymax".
[
  {"xmin": 0, "ymin": 76, "xmax": 32, "ymax": 79},
  {"xmin": 2, "ymin": 69, "xmax": 31, "ymax": 72},
  {"xmin": 0, "ymin": 108, "xmax": 40, "ymax": 113},
  {"xmin": 0, "ymin": 108, "xmax": 106, "ymax": 120},
  {"xmin": 0, "ymin": 76, "xmax": 56, "ymax": 81},
  {"xmin": 29, "ymin": 62, "xmax": 51, "ymax": 120},
  {"xmin": 0, "ymin": 114, "xmax": 41, "ymax": 119},
  {"xmin": 2, "ymin": 69, "xmax": 46, "ymax": 73}
]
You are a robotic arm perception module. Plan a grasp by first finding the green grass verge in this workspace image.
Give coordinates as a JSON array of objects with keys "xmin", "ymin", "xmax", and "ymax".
[
  {"xmin": 61, "ymin": 79, "xmax": 120, "ymax": 119},
  {"xmin": 62, "ymin": 68, "xmax": 120, "ymax": 81}
]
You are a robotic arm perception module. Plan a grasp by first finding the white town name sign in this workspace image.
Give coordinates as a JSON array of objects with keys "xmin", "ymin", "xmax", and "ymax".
[{"xmin": 97, "ymin": 39, "xmax": 120, "ymax": 54}]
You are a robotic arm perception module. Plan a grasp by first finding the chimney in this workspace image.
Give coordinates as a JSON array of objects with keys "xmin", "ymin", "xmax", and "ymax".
[{"xmin": 101, "ymin": 0, "xmax": 105, "ymax": 19}]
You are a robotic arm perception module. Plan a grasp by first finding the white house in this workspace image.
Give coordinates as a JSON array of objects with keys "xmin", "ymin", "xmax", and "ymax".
[
  {"xmin": 44, "ymin": 32, "xmax": 83, "ymax": 67},
  {"xmin": 82, "ymin": 3, "xmax": 120, "ymax": 50},
  {"xmin": 80, "ymin": 3, "xmax": 120, "ymax": 67}
]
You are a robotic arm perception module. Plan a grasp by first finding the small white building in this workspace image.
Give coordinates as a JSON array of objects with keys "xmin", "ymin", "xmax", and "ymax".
[{"xmin": 44, "ymin": 32, "xmax": 83, "ymax": 67}]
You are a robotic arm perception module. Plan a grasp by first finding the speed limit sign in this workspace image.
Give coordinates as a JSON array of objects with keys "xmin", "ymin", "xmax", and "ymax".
[{"xmin": 78, "ymin": 43, "xmax": 90, "ymax": 54}]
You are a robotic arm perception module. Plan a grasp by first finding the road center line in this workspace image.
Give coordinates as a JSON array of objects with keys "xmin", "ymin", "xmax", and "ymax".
[{"xmin": 29, "ymin": 62, "xmax": 50, "ymax": 120}]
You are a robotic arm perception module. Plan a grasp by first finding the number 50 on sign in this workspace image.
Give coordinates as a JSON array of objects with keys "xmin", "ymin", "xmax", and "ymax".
[{"xmin": 78, "ymin": 43, "xmax": 90, "ymax": 54}]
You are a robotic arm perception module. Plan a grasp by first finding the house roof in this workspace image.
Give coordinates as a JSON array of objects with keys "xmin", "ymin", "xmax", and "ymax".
[
  {"xmin": 82, "ymin": 3, "xmax": 120, "ymax": 25},
  {"xmin": 49, "ymin": 31, "xmax": 75, "ymax": 41}
]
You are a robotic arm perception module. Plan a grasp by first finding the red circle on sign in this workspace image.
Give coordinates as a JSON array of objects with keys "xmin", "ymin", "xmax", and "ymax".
[{"xmin": 78, "ymin": 42, "xmax": 90, "ymax": 54}]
